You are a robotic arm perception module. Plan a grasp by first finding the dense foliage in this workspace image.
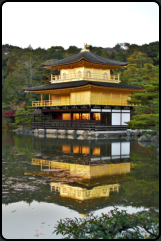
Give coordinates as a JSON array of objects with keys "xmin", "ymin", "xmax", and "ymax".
[
  {"xmin": 53, "ymin": 207, "xmax": 159, "ymax": 239},
  {"xmin": 2, "ymin": 42, "xmax": 159, "ymax": 131},
  {"xmin": 124, "ymin": 53, "xmax": 159, "ymax": 134}
]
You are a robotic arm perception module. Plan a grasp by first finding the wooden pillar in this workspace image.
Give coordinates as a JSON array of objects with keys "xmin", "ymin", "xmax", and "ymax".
[
  {"xmin": 41, "ymin": 94, "xmax": 43, "ymax": 106},
  {"xmin": 41, "ymin": 161, "xmax": 42, "ymax": 171},
  {"xmin": 71, "ymin": 111, "xmax": 72, "ymax": 127},
  {"xmin": 49, "ymin": 94, "xmax": 51, "ymax": 105},
  {"xmin": 89, "ymin": 108, "xmax": 91, "ymax": 128}
]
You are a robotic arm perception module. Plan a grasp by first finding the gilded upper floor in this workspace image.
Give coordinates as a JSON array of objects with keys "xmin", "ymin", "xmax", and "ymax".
[
  {"xmin": 50, "ymin": 68, "xmax": 120, "ymax": 83},
  {"xmin": 42, "ymin": 45, "xmax": 128, "ymax": 84}
]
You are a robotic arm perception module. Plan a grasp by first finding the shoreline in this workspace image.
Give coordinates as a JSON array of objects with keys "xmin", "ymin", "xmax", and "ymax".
[{"xmin": 10, "ymin": 128, "xmax": 159, "ymax": 144}]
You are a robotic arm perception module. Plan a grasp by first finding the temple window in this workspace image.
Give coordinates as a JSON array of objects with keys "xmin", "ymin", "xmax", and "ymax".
[
  {"xmin": 63, "ymin": 188, "xmax": 67, "ymax": 193},
  {"xmin": 92, "ymin": 147, "xmax": 100, "ymax": 156},
  {"xmin": 82, "ymin": 113, "xmax": 90, "ymax": 120},
  {"xmin": 62, "ymin": 113, "xmax": 71, "ymax": 120},
  {"xmin": 52, "ymin": 113, "xmax": 62, "ymax": 120},
  {"xmin": 73, "ymin": 113, "xmax": 90, "ymax": 120},
  {"xmin": 103, "ymin": 72, "xmax": 108, "ymax": 79},
  {"xmin": 114, "ymin": 186, "xmax": 118, "ymax": 191},
  {"xmin": 73, "ymin": 146, "xmax": 81, "ymax": 153},
  {"xmin": 77, "ymin": 190, "xmax": 81, "ymax": 197},
  {"xmin": 85, "ymin": 190, "xmax": 90, "ymax": 197},
  {"xmin": 78, "ymin": 71, "xmax": 82, "ymax": 77},
  {"xmin": 102, "ymin": 188, "xmax": 107, "ymax": 194},
  {"xmin": 62, "ymin": 145, "xmax": 71, "ymax": 153},
  {"xmin": 73, "ymin": 113, "xmax": 81, "ymax": 120},
  {"xmin": 63, "ymin": 73, "xmax": 66, "ymax": 79},
  {"xmin": 52, "ymin": 186, "xmax": 55, "ymax": 191},
  {"xmin": 86, "ymin": 71, "xmax": 91, "ymax": 77},
  {"xmin": 91, "ymin": 113, "xmax": 101, "ymax": 120},
  {"xmin": 82, "ymin": 146, "xmax": 90, "ymax": 154}
]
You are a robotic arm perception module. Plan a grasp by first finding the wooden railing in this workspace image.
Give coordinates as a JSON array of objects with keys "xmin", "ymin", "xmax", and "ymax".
[
  {"xmin": 32, "ymin": 98, "xmax": 134, "ymax": 107},
  {"xmin": 51, "ymin": 72, "xmax": 120, "ymax": 83},
  {"xmin": 31, "ymin": 122, "xmax": 128, "ymax": 130},
  {"xmin": 32, "ymin": 121, "xmax": 96, "ymax": 129}
]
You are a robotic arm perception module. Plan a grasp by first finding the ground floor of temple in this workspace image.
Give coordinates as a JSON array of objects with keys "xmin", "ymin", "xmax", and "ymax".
[{"xmin": 29, "ymin": 105, "xmax": 133, "ymax": 130}]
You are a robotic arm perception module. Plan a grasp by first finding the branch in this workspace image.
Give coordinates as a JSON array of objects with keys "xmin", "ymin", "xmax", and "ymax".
[
  {"xmin": 143, "ymin": 226, "xmax": 158, "ymax": 238},
  {"xmin": 87, "ymin": 223, "xmax": 134, "ymax": 237}
]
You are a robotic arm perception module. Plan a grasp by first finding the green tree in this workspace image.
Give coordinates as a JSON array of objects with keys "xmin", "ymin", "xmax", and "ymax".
[
  {"xmin": 14, "ymin": 107, "xmax": 34, "ymax": 128},
  {"xmin": 109, "ymin": 51, "xmax": 116, "ymax": 60},
  {"xmin": 13, "ymin": 52, "xmax": 43, "ymax": 87},
  {"xmin": 127, "ymin": 64, "xmax": 159, "ymax": 134},
  {"xmin": 153, "ymin": 53, "xmax": 159, "ymax": 66},
  {"xmin": 101, "ymin": 52, "xmax": 108, "ymax": 58},
  {"xmin": 53, "ymin": 208, "xmax": 159, "ymax": 239},
  {"xmin": 127, "ymin": 51, "xmax": 153, "ymax": 69},
  {"xmin": 113, "ymin": 43, "xmax": 121, "ymax": 52},
  {"xmin": 122, "ymin": 51, "xmax": 154, "ymax": 85},
  {"xmin": 114, "ymin": 50, "xmax": 126, "ymax": 62},
  {"xmin": 2, "ymin": 74, "xmax": 17, "ymax": 104},
  {"xmin": 95, "ymin": 48, "xmax": 102, "ymax": 56},
  {"xmin": 3, "ymin": 52, "xmax": 43, "ymax": 105},
  {"xmin": 2, "ymin": 118, "xmax": 12, "ymax": 129},
  {"xmin": 66, "ymin": 46, "xmax": 80, "ymax": 55}
]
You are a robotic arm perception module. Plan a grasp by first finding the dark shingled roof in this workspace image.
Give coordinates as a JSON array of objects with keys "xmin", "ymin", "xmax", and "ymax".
[
  {"xmin": 42, "ymin": 51, "xmax": 128, "ymax": 67},
  {"xmin": 27, "ymin": 109, "xmax": 42, "ymax": 115},
  {"xmin": 23, "ymin": 81, "xmax": 143, "ymax": 91}
]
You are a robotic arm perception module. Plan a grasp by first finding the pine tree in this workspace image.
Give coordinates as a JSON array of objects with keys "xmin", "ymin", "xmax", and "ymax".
[{"xmin": 127, "ymin": 64, "xmax": 159, "ymax": 134}]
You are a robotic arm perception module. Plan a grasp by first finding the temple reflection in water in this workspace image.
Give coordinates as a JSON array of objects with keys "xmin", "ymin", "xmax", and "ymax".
[
  {"xmin": 26, "ymin": 139, "xmax": 132, "ymax": 214},
  {"xmin": 50, "ymin": 183, "xmax": 120, "ymax": 200}
]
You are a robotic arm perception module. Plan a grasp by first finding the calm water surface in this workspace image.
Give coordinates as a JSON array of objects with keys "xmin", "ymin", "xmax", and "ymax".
[{"xmin": 2, "ymin": 131, "xmax": 159, "ymax": 239}]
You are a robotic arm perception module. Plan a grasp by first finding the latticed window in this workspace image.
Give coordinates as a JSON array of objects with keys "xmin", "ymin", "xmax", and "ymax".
[
  {"xmin": 103, "ymin": 72, "xmax": 108, "ymax": 79},
  {"xmin": 86, "ymin": 71, "xmax": 91, "ymax": 78},
  {"xmin": 85, "ymin": 190, "xmax": 90, "ymax": 196},
  {"xmin": 77, "ymin": 190, "xmax": 81, "ymax": 197},
  {"xmin": 63, "ymin": 73, "xmax": 66, "ymax": 79},
  {"xmin": 102, "ymin": 188, "xmax": 107, "ymax": 194},
  {"xmin": 114, "ymin": 186, "xmax": 118, "ymax": 191},
  {"xmin": 52, "ymin": 186, "xmax": 55, "ymax": 191},
  {"xmin": 78, "ymin": 71, "xmax": 82, "ymax": 77},
  {"xmin": 63, "ymin": 188, "xmax": 67, "ymax": 193}
]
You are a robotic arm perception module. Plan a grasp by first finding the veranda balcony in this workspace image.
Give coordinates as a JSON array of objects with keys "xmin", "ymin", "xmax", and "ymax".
[
  {"xmin": 50, "ymin": 72, "xmax": 120, "ymax": 83},
  {"xmin": 32, "ymin": 98, "xmax": 134, "ymax": 107}
]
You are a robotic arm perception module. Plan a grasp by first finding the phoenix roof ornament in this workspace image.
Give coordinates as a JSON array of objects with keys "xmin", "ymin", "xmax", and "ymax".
[{"xmin": 81, "ymin": 43, "xmax": 90, "ymax": 52}]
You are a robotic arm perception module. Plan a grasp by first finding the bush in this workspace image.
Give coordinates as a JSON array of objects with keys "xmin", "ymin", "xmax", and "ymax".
[{"xmin": 53, "ymin": 208, "xmax": 159, "ymax": 239}]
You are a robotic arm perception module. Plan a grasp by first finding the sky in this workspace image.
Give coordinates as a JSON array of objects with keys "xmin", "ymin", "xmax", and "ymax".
[{"xmin": 2, "ymin": 2, "xmax": 159, "ymax": 50}]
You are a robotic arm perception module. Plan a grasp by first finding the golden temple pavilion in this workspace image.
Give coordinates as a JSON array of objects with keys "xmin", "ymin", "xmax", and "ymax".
[{"xmin": 23, "ymin": 44, "xmax": 143, "ymax": 130}]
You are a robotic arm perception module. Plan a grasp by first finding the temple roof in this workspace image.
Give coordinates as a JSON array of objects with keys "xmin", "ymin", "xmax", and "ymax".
[
  {"xmin": 23, "ymin": 80, "xmax": 143, "ymax": 92},
  {"xmin": 42, "ymin": 50, "xmax": 128, "ymax": 68},
  {"xmin": 27, "ymin": 109, "xmax": 42, "ymax": 115}
]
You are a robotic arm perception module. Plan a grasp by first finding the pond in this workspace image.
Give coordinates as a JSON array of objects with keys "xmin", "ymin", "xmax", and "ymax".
[{"xmin": 2, "ymin": 131, "xmax": 159, "ymax": 239}]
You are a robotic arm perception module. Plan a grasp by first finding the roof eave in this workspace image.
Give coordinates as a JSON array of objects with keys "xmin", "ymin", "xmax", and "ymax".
[{"xmin": 42, "ymin": 57, "xmax": 128, "ymax": 69}]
